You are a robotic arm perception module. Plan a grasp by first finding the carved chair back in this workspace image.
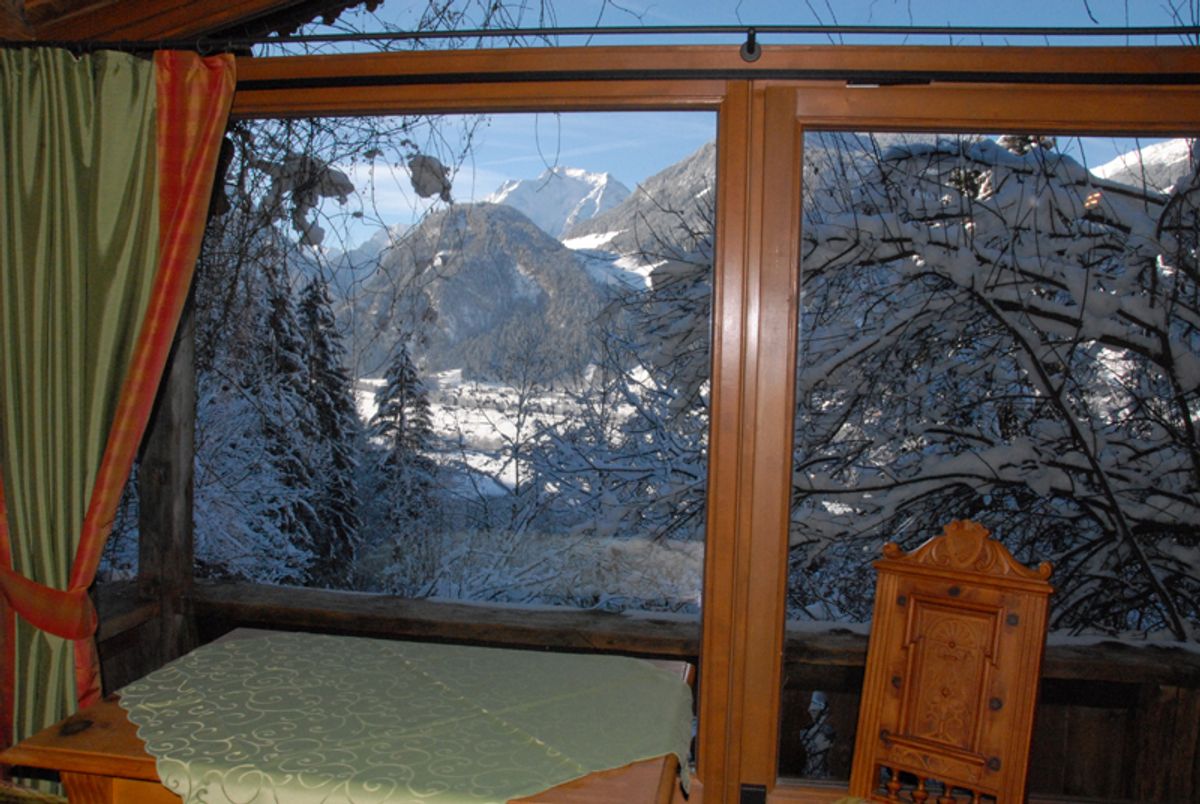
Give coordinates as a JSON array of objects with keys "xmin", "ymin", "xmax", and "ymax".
[{"xmin": 848, "ymin": 520, "xmax": 1053, "ymax": 803}]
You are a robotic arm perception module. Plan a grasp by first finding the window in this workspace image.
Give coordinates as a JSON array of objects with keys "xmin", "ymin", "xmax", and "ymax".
[
  {"xmin": 780, "ymin": 130, "xmax": 1200, "ymax": 789},
  {"xmin": 91, "ymin": 46, "xmax": 1200, "ymax": 801},
  {"xmin": 187, "ymin": 110, "xmax": 716, "ymax": 613}
]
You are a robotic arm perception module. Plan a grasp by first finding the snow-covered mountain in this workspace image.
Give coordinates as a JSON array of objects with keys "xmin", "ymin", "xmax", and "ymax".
[
  {"xmin": 559, "ymin": 142, "xmax": 716, "ymax": 288},
  {"xmin": 564, "ymin": 142, "xmax": 715, "ymax": 255},
  {"xmin": 341, "ymin": 134, "xmax": 1200, "ymax": 380},
  {"xmin": 344, "ymin": 223, "xmax": 411, "ymax": 264},
  {"xmin": 485, "ymin": 166, "xmax": 631, "ymax": 239},
  {"xmin": 1093, "ymin": 138, "xmax": 1196, "ymax": 192},
  {"xmin": 343, "ymin": 203, "xmax": 604, "ymax": 380},
  {"xmin": 289, "ymin": 224, "xmax": 411, "ymax": 304}
]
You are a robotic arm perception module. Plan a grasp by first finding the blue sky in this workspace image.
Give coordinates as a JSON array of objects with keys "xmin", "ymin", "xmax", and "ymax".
[
  {"xmin": 337, "ymin": 110, "xmax": 716, "ymax": 241},
  {"xmin": 365, "ymin": 0, "xmax": 1198, "ymax": 44},
  {"xmin": 453, "ymin": 112, "xmax": 716, "ymax": 195},
  {"xmin": 314, "ymin": 1, "xmax": 1194, "ymax": 243}
]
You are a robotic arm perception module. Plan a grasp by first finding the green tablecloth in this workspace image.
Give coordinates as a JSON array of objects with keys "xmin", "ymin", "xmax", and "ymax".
[{"xmin": 118, "ymin": 632, "xmax": 693, "ymax": 804}]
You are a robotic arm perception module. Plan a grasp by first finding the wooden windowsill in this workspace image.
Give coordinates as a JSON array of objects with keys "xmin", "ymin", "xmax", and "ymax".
[
  {"xmin": 160, "ymin": 579, "xmax": 1200, "ymax": 687},
  {"xmin": 187, "ymin": 578, "xmax": 701, "ymax": 659}
]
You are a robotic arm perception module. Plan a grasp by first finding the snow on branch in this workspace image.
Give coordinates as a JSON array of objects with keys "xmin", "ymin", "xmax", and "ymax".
[{"xmin": 793, "ymin": 133, "xmax": 1200, "ymax": 640}]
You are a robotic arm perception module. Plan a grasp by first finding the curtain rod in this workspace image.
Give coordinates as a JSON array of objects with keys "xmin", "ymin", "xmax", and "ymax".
[{"xmin": 3, "ymin": 23, "xmax": 1199, "ymax": 55}]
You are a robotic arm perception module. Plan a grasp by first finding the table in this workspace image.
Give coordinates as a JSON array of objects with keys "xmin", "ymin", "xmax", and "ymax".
[{"xmin": 1, "ymin": 631, "xmax": 693, "ymax": 804}]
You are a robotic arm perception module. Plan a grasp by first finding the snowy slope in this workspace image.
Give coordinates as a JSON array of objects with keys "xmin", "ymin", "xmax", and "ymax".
[
  {"xmin": 1093, "ymin": 138, "xmax": 1196, "ymax": 192},
  {"xmin": 564, "ymin": 141, "xmax": 716, "ymax": 256},
  {"xmin": 485, "ymin": 166, "xmax": 631, "ymax": 238},
  {"xmin": 558, "ymin": 142, "xmax": 717, "ymax": 288},
  {"xmin": 345, "ymin": 223, "xmax": 411, "ymax": 263},
  {"xmin": 311, "ymin": 223, "xmax": 410, "ymax": 299}
]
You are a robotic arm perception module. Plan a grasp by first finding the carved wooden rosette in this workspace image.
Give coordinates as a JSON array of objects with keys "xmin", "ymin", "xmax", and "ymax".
[{"xmin": 849, "ymin": 520, "xmax": 1054, "ymax": 803}]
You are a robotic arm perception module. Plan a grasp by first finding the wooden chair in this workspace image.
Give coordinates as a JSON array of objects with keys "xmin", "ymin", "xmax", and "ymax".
[{"xmin": 848, "ymin": 520, "xmax": 1053, "ymax": 803}]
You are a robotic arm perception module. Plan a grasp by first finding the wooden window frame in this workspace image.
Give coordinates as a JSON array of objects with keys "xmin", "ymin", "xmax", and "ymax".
[
  {"xmin": 127, "ymin": 44, "xmax": 1200, "ymax": 804},
  {"xmin": 745, "ymin": 70, "xmax": 1200, "ymax": 804}
]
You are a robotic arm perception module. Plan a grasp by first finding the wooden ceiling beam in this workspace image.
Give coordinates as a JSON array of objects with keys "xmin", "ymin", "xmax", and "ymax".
[
  {"xmin": 1, "ymin": 0, "xmax": 34, "ymax": 39},
  {"xmin": 33, "ymin": 0, "xmax": 316, "ymax": 41}
]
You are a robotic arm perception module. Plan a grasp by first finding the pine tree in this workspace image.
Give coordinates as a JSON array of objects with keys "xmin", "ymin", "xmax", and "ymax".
[
  {"xmin": 298, "ymin": 277, "xmax": 361, "ymax": 585},
  {"xmin": 190, "ymin": 230, "xmax": 319, "ymax": 582},
  {"xmin": 259, "ymin": 269, "xmax": 320, "ymax": 563},
  {"xmin": 369, "ymin": 342, "xmax": 437, "ymax": 522}
]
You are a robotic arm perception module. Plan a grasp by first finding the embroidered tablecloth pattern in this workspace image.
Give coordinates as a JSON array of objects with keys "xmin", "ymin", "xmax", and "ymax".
[{"xmin": 118, "ymin": 632, "xmax": 692, "ymax": 804}]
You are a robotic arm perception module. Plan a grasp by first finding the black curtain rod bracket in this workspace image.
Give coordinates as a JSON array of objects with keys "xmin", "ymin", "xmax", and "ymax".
[{"xmin": 740, "ymin": 28, "xmax": 761, "ymax": 62}]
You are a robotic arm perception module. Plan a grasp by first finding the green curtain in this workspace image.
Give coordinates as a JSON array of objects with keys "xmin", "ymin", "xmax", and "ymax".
[{"xmin": 0, "ymin": 48, "xmax": 159, "ymax": 744}]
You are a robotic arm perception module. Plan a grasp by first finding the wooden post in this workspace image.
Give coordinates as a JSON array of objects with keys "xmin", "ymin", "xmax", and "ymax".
[{"xmin": 138, "ymin": 295, "xmax": 197, "ymax": 669}]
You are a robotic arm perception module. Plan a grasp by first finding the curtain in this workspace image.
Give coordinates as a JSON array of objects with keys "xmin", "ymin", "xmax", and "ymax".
[{"xmin": 0, "ymin": 47, "xmax": 234, "ymax": 752}]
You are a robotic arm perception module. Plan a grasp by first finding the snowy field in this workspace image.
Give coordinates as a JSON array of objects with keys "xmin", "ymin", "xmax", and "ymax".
[
  {"xmin": 359, "ymin": 370, "xmax": 585, "ymax": 493},
  {"xmin": 355, "ymin": 526, "xmax": 703, "ymax": 612},
  {"xmin": 353, "ymin": 369, "xmax": 704, "ymax": 612}
]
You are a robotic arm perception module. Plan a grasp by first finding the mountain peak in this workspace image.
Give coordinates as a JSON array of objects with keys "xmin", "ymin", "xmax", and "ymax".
[
  {"xmin": 485, "ymin": 167, "xmax": 632, "ymax": 239},
  {"xmin": 563, "ymin": 141, "xmax": 716, "ymax": 253},
  {"xmin": 1093, "ymin": 138, "xmax": 1196, "ymax": 193},
  {"xmin": 546, "ymin": 166, "xmax": 605, "ymax": 182}
]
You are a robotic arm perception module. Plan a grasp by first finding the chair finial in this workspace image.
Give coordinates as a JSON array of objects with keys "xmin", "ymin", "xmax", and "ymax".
[{"xmin": 884, "ymin": 519, "xmax": 1052, "ymax": 581}]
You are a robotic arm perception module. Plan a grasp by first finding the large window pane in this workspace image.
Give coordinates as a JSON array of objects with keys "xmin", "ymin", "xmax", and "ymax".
[
  {"xmin": 170, "ymin": 111, "xmax": 716, "ymax": 617},
  {"xmin": 782, "ymin": 132, "xmax": 1199, "ymax": 790}
]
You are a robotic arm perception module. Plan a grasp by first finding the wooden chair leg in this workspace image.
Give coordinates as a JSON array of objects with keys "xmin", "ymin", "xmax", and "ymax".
[{"xmin": 885, "ymin": 766, "xmax": 903, "ymax": 801}]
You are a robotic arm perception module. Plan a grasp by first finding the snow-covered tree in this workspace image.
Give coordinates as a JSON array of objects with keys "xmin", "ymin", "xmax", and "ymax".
[
  {"xmin": 791, "ymin": 133, "xmax": 1200, "ymax": 640},
  {"xmin": 369, "ymin": 341, "xmax": 438, "ymax": 523},
  {"xmin": 533, "ymin": 193, "xmax": 714, "ymax": 544},
  {"xmin": 192, "ymin": 374, "xmax": 317, "ymax": 582},
  {"xmin": 298, "ymin": 277, "xmax": 361, "ymax": 585},
  {"xmin": 478, "ymin": 321, "xmax": 560, "ymax": 529},
  {"xmin": 355, "ymin": 340, "xmax": 444, "ymax": 595},
  {"xmin": 191, "ymin": 226, "xmax": 319, "ymax": 581},
  {"xmin": 259, "ymin": 270, "xmax": 322, "ymax": 550}
]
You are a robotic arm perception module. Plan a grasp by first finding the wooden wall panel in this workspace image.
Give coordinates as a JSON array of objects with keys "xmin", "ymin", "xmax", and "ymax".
[
  {"xmin": 1131, "ymin": 684, "xmax": 1200, "ymax": 802},
  {"xmin": 33, "ymin": 0, "xmax": 304, "ymax": 40},
  {"xmin": 0, "ymin": 1, "xmax": 32, "ymax": 38}
]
